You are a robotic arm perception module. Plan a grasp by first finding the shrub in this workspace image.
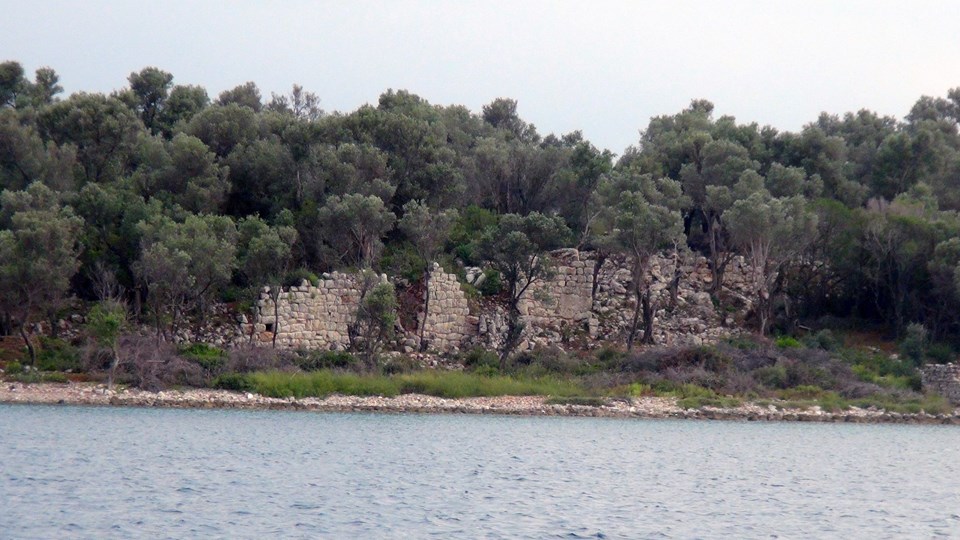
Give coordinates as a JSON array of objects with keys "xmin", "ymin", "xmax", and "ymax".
[
  {"xmin": 212, "ymin": 372, "xmax": 255, "ymax": 392},
  {"xmin": 36, "ymin": 337, "xmax": 81, "ymax": 372},
  {"xmin": 477, "ymin": 269, "xmax": 502, "ymax": 296},
  {"xmin": 179, "ymin": 343, "xmax": 227, "ymax": 372},
  {"xmin": 381, "ymin": 355, "xmax": 420, "ymax": 375},
  {"xmin": 899, "ymin": 323, "xmax": 928, "ymax": 366},
  {"xmin": 802, "ymin": 329, "xmax": 841, "ymax": 351},
  {"xmin": 283, "ymin": 268, "xmax": 320, "ymax": 288},
  {"xmin": 925, "ymin": 342, "xmax": 955, "ymax": 364},
  {"xmin": 5, "ymin": 360, "xmax": 23, "ymax": 375},
  {"xmin": 775, "ymin": 336, "xmax": 802, "ymax": 349},
  {"xmin": 225, "ymin": 345, "xmax": 291, "ymax": 373},
  {"xmin": 753, "ymin": 365, "xmax": 788, "ymax": 389},
  {"xmin": 379, "ymin": 241, "xmax": 426, "ymax": 283},
  {"xmin": 462, "ymin": 348, "xmax": 500, "ymax": 371},
  {"xmin": 293, "ymin": 350, "xmax": 356, "ymax": 371}
]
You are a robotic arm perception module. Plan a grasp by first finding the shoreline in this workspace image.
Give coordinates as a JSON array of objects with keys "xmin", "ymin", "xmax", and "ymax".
[{"xmin": 2, "ymin": 381, "xmax": 959, "ymax": 424}]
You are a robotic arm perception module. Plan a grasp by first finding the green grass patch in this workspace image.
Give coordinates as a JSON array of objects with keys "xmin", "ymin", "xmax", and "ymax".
[
  {"xmin": 241, "ymin": 370, "xmax": 585, "ymax": 399},
  {"xmin": 179, "ymin": 343, "xmax": 227, "ymax": 372},
  {"xmin": 10, "ymin": 371, "xmax": 69, "ymax": 384}
]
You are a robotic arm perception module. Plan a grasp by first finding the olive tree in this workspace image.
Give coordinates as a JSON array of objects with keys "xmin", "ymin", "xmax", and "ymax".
[
  {"xmin": 317, "ymin": 193, "xmax": 396, "ymax": 268},
  {"xmin": 398, "ymin": 200, "xmax": 457, "ymax": 349},
  {"xmin": 592, "ymin": 172, "xmax": 686, "ymax": 349},
  {"xmin": 726, "ymin": 193, "xmax": 817, "ymax": 334},
  {"xmin": 237, "ymin": 216, "xmax": 297, "ymax": 347},
  {"xmin": 478, "ymin": 212, "xmax": 571, "ymax": 366},
  {"xmin": 0, "ymin": 183, "xmax": 83, "ymax": 363}
]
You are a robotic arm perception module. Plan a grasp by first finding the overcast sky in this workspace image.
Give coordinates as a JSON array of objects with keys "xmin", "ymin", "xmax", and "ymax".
[{"xmin": 2, "ymin": 0, "xmax": 957, "ymax": 153}]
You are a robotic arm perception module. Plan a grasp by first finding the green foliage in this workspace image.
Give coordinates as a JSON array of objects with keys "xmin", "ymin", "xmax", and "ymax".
[
  {"xmin": 283, "ymin": 268, "xmax": 319, "ymax": 288},
  {"xmin": 4, "ymin": 361, "xmax": 23, "ymax": 375},
  {"xmin": 801, "ymin": 330, "xmax": 841, "ymax": 352},
  {"xmin": 179, "ymin": 343, "xmax": 226, "ymax": 372},
  {"xmin": 36, "ymin": 337, "xmax": 80, "ymax": 372},
  {"xmin": 211, "ymin": 372, "xmax": 255, "ymax": 392},
  {"xmin": 293, "ymin": 350, "xmax": 356, "ymax": 371},
  {"xmin": 379, "ymin": 241, "xmax": 425, "ymax": 283},
  {"xmin": 86, "ymin": 301, "xmax": 126, "ymax": 349},
  {"xmin": 899, "ymin": 323, "xmax": 929, "ymax": 365},
  {"xmin": 775, "ymin": 336, "xmax": 802, "ymax": 349},
  {"xmin": 449, "ymin": 205, "xmax": 498, "ymax": 265},
  {"xmin": 477, "ymin": 268, "xmax": 502, "ymax": 296},
  {"xmin": 11, "ymin": 371, "xmax": 69, "ymax": 384},
  {"xmin": 461, "ymin": 348, "xmax": 500, "ymax": 371}
]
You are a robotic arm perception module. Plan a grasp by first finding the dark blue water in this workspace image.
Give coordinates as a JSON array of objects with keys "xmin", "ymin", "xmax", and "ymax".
[{"xmin": 1, "ymin": 404, "xmax": 959, "ymax": 539}]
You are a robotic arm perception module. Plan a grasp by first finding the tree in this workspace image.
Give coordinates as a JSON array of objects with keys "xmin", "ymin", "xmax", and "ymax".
[
  {"xmin": 0, "ymin": 61, "xmax": 26, "ymax": 108},
  {"xmin": 217, "ymin": 82, "xmax": 262, "ymax": 111},
  {"xmin": 726, "ymin": 194, "xmax": 818, "ymax": 334},
  {"xmin": 398, "ymin": 200, "xmax": 457, "ymax": 349},
  {"xmin": 86, "ymin": 300, "xmax": 127, "ymax": 389},
  {"xmin": 0, "ymin": 109, "xmax": 76, "ymax": 191},
  {"xmin": 156, "ymin": 84, "xmax": 209, "ymax": 137},
  {"xmin": 31, "ymin": 67, "xmax": 63, "ymax": 106},
  {"xmin": 592, "ymin": 172, "xmax": 686, "ymax": 349},
  {"xmin": 133, "ymin": 133, "xmax": 229, "ymax": 213},
  {"xmin": 680, "ymin": 139, "xmax": 759, "ymax": 295},
  {"xmin": 317, "ymin": 194, "xmax": 396, "ymax": 268},
  {"xmin": 478, "ymin": 212, "xmax": 571, "ymax": 366},
  {"xmin": 238, "ymin": 216, "xmax": 297, "ymax": 347},
  {"xmin": 0, "ymin": 183, "xmax": 83, "ymax": 363},
  {"xmin": 267, "ymin": 84, "xmax": 322, "ymax": 121},
  {"xmin": 184, "ymin": 103, "xmax": 259, "ymax": 158},
  {"xmin": 127, "ymin": 67, "xmax": 174, "ymax": 134},
  {"xmin": 135, "ymin": 214, "xmax": 238, "ymax": 338},
  {"xmin": 37, "ymin": 93, "xmax": 144, "ymax": 184},
  {"xmin": 349, "ymin": 273, "xmax": 397, "ymax": 370}
]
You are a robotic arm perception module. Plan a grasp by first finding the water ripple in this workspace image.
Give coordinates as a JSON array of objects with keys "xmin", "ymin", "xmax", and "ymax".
[{"xmin": 1, "ymin": 405, "xmax": 959, "ymax": 538}]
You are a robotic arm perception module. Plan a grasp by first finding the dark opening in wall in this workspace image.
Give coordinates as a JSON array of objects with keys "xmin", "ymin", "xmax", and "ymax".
[{"xmin": 265, "ymin": 323, "xmax": 275, "ymax": 333}]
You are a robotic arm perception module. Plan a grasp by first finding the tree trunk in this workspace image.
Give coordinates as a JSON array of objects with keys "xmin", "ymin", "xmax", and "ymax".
[
  {"xmin": 19, "ymin": 324, "xmax": 36, "ymax": 365},
  {"xmin": 498, "ymin": 304, "xmax": 523, "ymax": 370},
  {"xmin": 419, "ymin": 268, "xmax": 431, "ymax": 351},
  {"xmin": 272, "ymin": 289, "xmax": 281, "ymax": 349},
  {"xmin": 107, "ymin": 343, "xmax": 120, "ymax": 391},
  {"xmin": 626, "ymin": 284, "xmax": 642, "ymax": 352},
  {"xmin": 590, "ymin": 253, "xmax": 607, "ymax": 302},
  {"xmin": 668, "ymin": 251, "xmax": 682, "ymax": 310},
  {"xmin": 640, "ymin": 287, "xmax": 655, "ymax": 345}
]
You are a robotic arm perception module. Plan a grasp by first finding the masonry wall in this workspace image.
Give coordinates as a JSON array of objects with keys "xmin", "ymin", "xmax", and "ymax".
[
  {"xmin": 420, "ymin": 264, "xmax": 477, "ymax": 352},
  {"xmin": 921, "ymin": 363, "xmax": 960, "ymax": 404},
  {"xmin": 253, "ymin": 272, "xmax": 361, "ymax": 350},
  {"xmin": 251, "ymin": 249, "xmax": 759, "ymax": 353}
]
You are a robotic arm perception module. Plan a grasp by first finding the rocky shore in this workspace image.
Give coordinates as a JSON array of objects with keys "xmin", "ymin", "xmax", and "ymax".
[{"xmin": 2, "ymin": 381, "xmax": 959, "ymax": 424}]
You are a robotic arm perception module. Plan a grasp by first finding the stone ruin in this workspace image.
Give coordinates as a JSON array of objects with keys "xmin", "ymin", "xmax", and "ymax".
[
  {"xmin": 921, "ymin": 364, "xmax": 960, "ymax": 404},
  {"xmin": 249, "ymin": 249, "xmax": 760, "ymax": 354}
]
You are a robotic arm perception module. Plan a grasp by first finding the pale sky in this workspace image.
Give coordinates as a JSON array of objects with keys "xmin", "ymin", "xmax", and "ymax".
[{"xmin": 2, "ymin": 0, "xmax": 957, "ymax": 153}]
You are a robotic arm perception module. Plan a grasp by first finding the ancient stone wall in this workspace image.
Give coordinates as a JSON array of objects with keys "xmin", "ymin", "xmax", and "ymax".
[
  {"xmin": 419, "ymin": 264, "xmax": 477, "ymax": 352},
  {"xmin": 249, "ymin": 250, "xmax": 758, "ymax": 353},
  {"xmin": 253, "ymin": 272, "xmax": 361, "ymax": 350},
  {"xmin": 518, "ymin": 248, "xmax": 595, "ymax": 335},
  {"xmin": 503, "ymin": 249, "xmax": 755, "ymax": 350},
  {"xmin": 921, "ymin": 363, "xmax": 960, "ymax": 404}
]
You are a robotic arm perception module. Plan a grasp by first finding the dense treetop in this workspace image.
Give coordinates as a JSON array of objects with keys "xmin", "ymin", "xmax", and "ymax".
[{"xmin": 2, "ymin": 60, "xmax": 960, "ymax": 348}]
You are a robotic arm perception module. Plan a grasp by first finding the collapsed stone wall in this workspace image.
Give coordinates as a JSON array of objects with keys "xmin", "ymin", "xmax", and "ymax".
[
  {"xmin": 503, "ymin": 249, "xmax": 754, "ymax": 350},
  {"xmin": 418, "ymin": 264, "xmax": 478, "ymax": 352},
  {"xmin": 252, "ymin": 272, "xmax": 362, "ymax": 350},
  {"xmin": 250, "ymin": 250, "xmax": 758, "ymax": 353},
  {"xmin": 921, "ymin": 363, "xmax": 960, "ymax": 404}
]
